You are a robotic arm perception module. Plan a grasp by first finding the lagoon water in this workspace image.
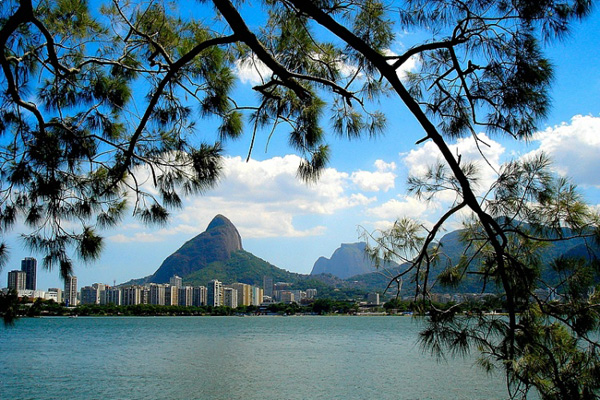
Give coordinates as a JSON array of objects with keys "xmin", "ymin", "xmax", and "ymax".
[{"xmin": 1, "ymin": 316, "xmax": 508, "ymax": 399}]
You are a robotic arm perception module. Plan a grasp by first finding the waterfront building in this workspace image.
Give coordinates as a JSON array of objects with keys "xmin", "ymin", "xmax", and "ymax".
[
  {"xmin": 165, "ymin": 285, "xmax": 178, "ymax": 306},
  {"xmin": 8, "ymin": 270, "xmax": 27, "ymax": 291},
  {"xmin": 251, "ymin": 286, "xmax": 263, "ymax": 306},
  {"xmin": 80, "ymin": 286, "xmax": 99, "ymax": 305},
  {"xmin": 231, "ymin": 283, "xmax": 252, "ymax": 307},
  {"xmin": 47, "ymin": 288, "xmax": 63, "ymax": 303},
  {"xmin": 122, "ymin": 286, "xmax": 142, "ymax": 305},
  {"xmin": 306, "ymin": 289, "xmax": 317, "ymax": 299},
  {"xmin": 263, "ymin": 276, "xmax": 273, "ymax": 298},
  {"xmin": 280, "ymin": 291, "xmax": 295, "ymax": 304},
  {"xmin": 192, "ymin": 286, "xmax": 207, "ymax": 306},
  {"xmin": 149, "ymin": 283, "xmax": 166, "ymax": 305},
  {"xmin": 21, "ymin": 257, "xmax": 37, "ymax": 290},
  {"xmin": 207, "ymin": 280, "xmax": 222, "ymax": 307},
  {"xmin": 223, "ymin": 287, "xmax": 238, "ymax": 308},
  {"xmin": 178, "ymin": 286, "xmax": 193, "ymax": 307},
  {"xmin": 169, "ymin": 275, "xmax": 183, "ymax": 288},
  {"xmin": 81, "ymin": 283, "xmax": 107, "ymax": 305},
  {"xmin": 101, "ymin": 287, "xmax": 122, "ymax": 305},
  {"xmin": 140, "ymin": 286, "xmax": 150, "ymax": 304},
  {"xmin": 64, "ymin": 275, "xmax": 78, "ymax": 306}
]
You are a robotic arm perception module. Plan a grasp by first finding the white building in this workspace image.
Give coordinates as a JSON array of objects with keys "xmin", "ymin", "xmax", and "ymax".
[
  {"xmin": 251, "ymin": 286, "xmax": 263, "ymax": 306},
  {"xmin": 149, "ymin": 284, "xmax": 166, "ymax": 305},
  {"xmin": 122, "ymin": 286, "xmax": 142, "ymax": 305},
  {"xmin": 207, "ymin": 280, "xmax": 223, "ymax": 307},
  {"xmin": 47, "ymin": 288, "xmax": 62, "ymax": 303},
  {"xmin": 192, "ymin": 286, "xmax": 207, "ymax": 306}
]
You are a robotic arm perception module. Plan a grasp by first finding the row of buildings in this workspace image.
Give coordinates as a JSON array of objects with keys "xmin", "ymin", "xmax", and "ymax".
[
  {"xmin": 7, "ymin": 257, "xmax": 38, "ymax": 291},
  {"xmin": 3, "ymin": 258, "xmax": 318, "ymax": 308},
  {"xmin": 77, "ymin": 276, "xmax": 317, "ymax": 308}
]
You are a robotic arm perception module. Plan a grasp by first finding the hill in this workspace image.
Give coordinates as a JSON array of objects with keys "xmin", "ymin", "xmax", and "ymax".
[
  {"xmin": 148, "ymin": 214, "xmax": 243, "ymax": 283},
  {"xmin": 183, "ymin": 250, "xmax": 303, "ymax": 287}
]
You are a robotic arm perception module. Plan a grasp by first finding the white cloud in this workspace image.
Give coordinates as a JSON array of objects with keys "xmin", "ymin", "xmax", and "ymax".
[
  {"xmin": 374, "ymin": 159, "xmax": 396, "ymax": 172},
  {"xmin": 109, "ymin": 155, "xmax": 375, "ymax": 243},
  {"xmin": 234, "ymin": 55, "xmax": 272, "ymax": 86},
  {"xmin": 351, "ymin": 159, "xmax": 397, "ymax": 192},
  {"xmin": 366, "ymin": 195, "xmax": 436, "ymax": 220},
  {"xmin": 527, "ymin": 115, "xmax": 600, "ymax": 187}
]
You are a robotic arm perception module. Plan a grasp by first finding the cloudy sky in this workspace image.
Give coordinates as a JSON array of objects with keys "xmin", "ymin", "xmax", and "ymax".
[{"xmin": 2, "ymin": 5, "xmax": 600, "ymax": 290}]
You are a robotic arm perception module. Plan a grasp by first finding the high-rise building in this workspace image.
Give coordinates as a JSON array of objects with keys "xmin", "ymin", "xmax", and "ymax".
[
  {"xmin": 207, "ymin": 280, "xmax": 222, "ymax": 307},
  {"xmin": 81, "ymin": 283, "xmax": 106, "ymax": 305},
  {"xmin": 223, "ymin": 287, "xmax": 238, "ymax": 308},
  {"xmin": 64, "ymin": 275, "xmax": 78, "ymax": 306},
  {"xmin": 8, "ymin": 270, "xmax": 27, "ymax": 291},
  {"xmin": 140, "ymin": 286, "xmax": 150, "ymax": 304},
  {"xmin": 192, "ymin": 286, "xmax": 207, "ymax": 306},
  {"xmin": 231, "ymin": 283, "xmax": 252, "ymax": 307},
  {"xmin": 251, "ymin": 286, "xmax": 264, "ymax": 306},
  {"xmin": 306, "ymin": 288, "xmax": 318, "ymax": 299},
  {"xmin": 169, "ymin": 275, "xmax": 183, "ymax": 288},
  {"xmin": 165, "ymin": 285, "xmax": 178, "ymax": 306},
  {"xmin": 101, "ymin": 287, "xmax": 121, "ymax": 305},
  {"xmin": 21, "ymin": 257, "xmax": 37, "ymax": 290},
  {"xmin": 122, "ymin": 286, "xmax": 142, "ymax": 305},
  {"xmin": 149, "ymin": 283, "xmax": 166, "ymax": 305},
  {"xmin": 80, "ymin": 286, "xmax": 99, "ymax": 305},
  {"xmin": 178, "ymin": 286, "xmax": 193, "ymax": 306},
  {"xmin": 263, "ymin": 276, "xmax": 273, "ymax": 298}
]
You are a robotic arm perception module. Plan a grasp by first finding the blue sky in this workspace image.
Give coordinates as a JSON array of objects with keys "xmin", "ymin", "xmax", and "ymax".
[{"xmin": 1, "ymin": 4, "xmax": 600, "ymax": 290}]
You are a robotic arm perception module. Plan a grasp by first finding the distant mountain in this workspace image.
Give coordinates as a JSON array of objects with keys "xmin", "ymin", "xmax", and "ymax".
[
  {"xmin": 149, "ymin": 214, "xmax": 243, "ymax": 283},
  {"xmin": 123, "ymin": 216, "xmax": 599, "ymax": 296},
  {"xmin": 311, "ymin": 242, "xmax": 379, "ymax": 279}
]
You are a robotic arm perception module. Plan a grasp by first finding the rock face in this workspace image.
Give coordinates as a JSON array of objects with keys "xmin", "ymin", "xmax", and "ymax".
[
  {"xmin": 149, "ymin": 214, "xmax": 243, "ymax": 283},
  {"xmin": 310, "ymin": 242, "xmax": 375, "ymax": 279}
]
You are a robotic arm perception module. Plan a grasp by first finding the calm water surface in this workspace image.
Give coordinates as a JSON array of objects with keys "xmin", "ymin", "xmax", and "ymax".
[{"xmin": 1, "ymin": 316, "xmax": 508, "ymax": 399}]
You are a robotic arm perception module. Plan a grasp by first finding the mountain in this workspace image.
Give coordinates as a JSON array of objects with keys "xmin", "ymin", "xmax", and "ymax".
[
  {"xmin": 148, "ymin": 214, "xmax": 243, "ymax": 283},
  {"xmin": 311, "ymin": 242, "xmax": 378, "ymax": 279},
  {"xmin": 125, "ymin": 216, "xmax": 599, "ymax": 296},
  {"xmin": 138, "ymin": 214, "xmax": 304, "ymax": 287}
]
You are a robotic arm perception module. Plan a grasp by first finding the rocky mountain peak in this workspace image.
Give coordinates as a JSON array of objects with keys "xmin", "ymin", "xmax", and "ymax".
[{"xmin": 148, "ymin": 214, "xmax": 243, "ymax": 283}]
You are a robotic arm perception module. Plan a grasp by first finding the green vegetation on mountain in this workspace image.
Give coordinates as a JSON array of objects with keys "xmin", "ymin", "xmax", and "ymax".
[{"xmin": 183, "ymin": 250, "xmax": 302, "ymax": 287}]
